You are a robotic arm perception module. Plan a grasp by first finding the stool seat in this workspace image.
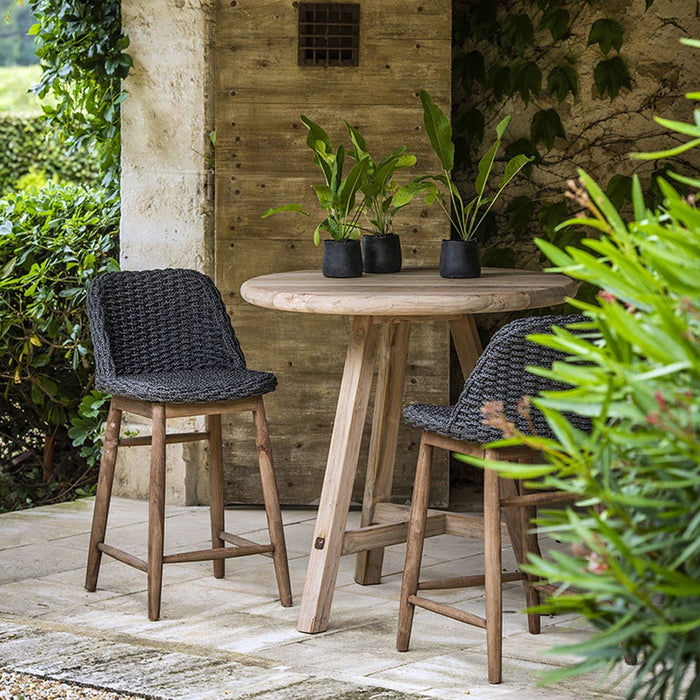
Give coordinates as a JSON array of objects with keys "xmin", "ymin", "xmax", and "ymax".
[
  {"xmin": 402, "ymin": 403, "xmax": 452, "ymax": 436},
  {"xmin": 96, "ymin": 366, "xmax": 277, "ymax": 403}
]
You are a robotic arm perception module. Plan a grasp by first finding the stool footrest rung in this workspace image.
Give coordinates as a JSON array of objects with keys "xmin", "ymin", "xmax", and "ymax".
[
  {"xmin": 408, "ymin": 594, "xmax": 487, "ymax": 629},
  {"xmin": 98, "ymin": 543, "xmax": 148, "ymax": 572},
  {"xmin": 163, "ymin": 543, "xmax": 274, "ymax": 564},
  {"xmin": 418, "ymin": 570, "xmax": 525, "ymax": 591},
  {"xmin": 221, "ymin": 531, "xmax": 274, "ymax": 559},
  {"xmin": 118, "ymin": 431, "xmax": 209, "ymax": 447},
  {"xmin": 98, "ymin": 541, "xmax": 274, "ymax": 568}
]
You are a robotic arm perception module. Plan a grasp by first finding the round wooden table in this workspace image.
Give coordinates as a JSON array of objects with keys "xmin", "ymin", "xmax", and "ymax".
[{"xmin": 241, "ymin": 267, "xmax": 578, "ymax": 634}]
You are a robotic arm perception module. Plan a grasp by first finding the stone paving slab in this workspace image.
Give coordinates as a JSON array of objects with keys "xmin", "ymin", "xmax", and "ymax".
[{"xmin": 0, "ymin": 498, "xmax": 634, "ymax": 699}]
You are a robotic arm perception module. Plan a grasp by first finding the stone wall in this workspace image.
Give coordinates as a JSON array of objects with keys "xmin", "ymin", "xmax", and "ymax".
[
  {"xmin": 120, "ymin": 0, "xmax": 216, "ymax": 273},
  {"xmin": 453, "ymin": 0, "xmax": 700, "ymax": 270}
]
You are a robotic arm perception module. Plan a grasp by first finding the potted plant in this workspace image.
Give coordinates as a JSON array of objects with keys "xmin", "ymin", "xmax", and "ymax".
[
  {"xmin": 345, "ymin": 123, "xmax": 419, "ymax": 273},
  {"xmin": 412, "ymin": 90, "xmax": 532, "ymax": 278},
  {"xmin": 262, "ymin": 115, "xmax": 369, "ymax": 278}
]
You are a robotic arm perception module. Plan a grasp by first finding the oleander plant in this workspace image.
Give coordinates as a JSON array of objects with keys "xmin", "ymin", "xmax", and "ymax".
[{"xmin": 461, "ymin": 39, "xmax": 700, "ymax": 700}]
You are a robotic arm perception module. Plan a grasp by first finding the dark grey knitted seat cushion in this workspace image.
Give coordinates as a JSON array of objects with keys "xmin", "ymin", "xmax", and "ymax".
[
  {"xmin": 96, "ymin": 367, "xmax": 277, "ymax": 403},
  {"xmin": 403, "ymin": 314, "xmax": 592, "ymax": 442},
  {"xmin": 403, "ymin": 404, "xmax": 452, "ymax": 435},
  {"xmin": 88, "ymin": 268, "xmax": 277, "ymax": 403}
]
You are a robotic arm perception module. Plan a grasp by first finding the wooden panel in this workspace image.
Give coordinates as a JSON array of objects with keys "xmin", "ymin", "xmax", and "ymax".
[
  {"xmin": 216, "ymin": 105, "xmax": 438, "ymax": 173},
  {"xmin": 217, "ymin": 0, "xmax": 449, "ymax": 41},
  {"xmin": 215, "ymin": 0, "xmax": 451, "ymax": 505},
  {"xmin": 216, "ymin": 39, "xmax": 449, "ymax": 105}
]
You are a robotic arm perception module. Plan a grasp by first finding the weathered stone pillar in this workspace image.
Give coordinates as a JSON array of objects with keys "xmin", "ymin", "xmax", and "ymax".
[{"xmin": 117, "ymin": 0, "xmax": 215, "ymax": 504}]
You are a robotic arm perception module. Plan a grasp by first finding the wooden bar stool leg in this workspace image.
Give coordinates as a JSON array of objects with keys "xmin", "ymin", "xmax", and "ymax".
[
  {"xmin": 252, "ymin": 398, "xmax": 292, "ymax": 607},
  {"xmin": 397, "ymin": 435, "xmax": 433, "ymax": 651},
  {"xmin": 519, "ymin": 479, "xmax": 542, "ymax": 634},
  {"xmin": 85, "ymin": 403, "xmax": 122, "ymax": 592},
  {"xmin": 484, "ymin": 458, "xmax": 502, "ymax": 684},
  {"xmin": 147, "ymin": 404, "xmax": 167, "ymax": 621},
  {"xmin": 208, "ymin": 413, "xmax": 226, "ymax": 579}
]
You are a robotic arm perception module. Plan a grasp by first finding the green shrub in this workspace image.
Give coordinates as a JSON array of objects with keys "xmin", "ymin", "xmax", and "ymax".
[
  {"xmin": 0, "ymin": 182, "xmax": 118, "ymax": 511},
  {"xmin": 29, "ymin": 0, "xmax": 131, "ymax": 189},
  {"xmin": 462, "ymin": 42, "xmax": 700, "ymax": 699},
  {"xmin": 0, "ymin": 115, "xmax": 100, "ymax": 196}
]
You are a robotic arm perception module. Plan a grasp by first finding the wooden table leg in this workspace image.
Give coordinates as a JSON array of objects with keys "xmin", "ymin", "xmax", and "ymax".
[
  {"xmin": 297, "ymin": 315, "xmax": 380, "ymax": 634},
  {"xmin": 449, "ymin": 314, "xmax": 483, "ymax": 379},
  {"xmin": 355, "ymin": 320, "xmax": 411, "ymax": 585}
]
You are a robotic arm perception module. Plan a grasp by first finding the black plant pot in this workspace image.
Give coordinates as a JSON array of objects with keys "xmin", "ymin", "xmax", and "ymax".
[
  {"xmin": 439, "ymin": 239, "xmax": 481, "ymax": 279},
  {"xmin": 322, "ymin": 239, "xmax": 363, "ymax": 278},
  {"xmin": 361, "ymin": 233, "xmax": 402, "ymax": 274}
]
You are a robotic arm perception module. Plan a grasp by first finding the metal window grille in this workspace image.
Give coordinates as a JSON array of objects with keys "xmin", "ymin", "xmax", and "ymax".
[{"xmin": 298, "ymin": 3, "xmax": 360, "ymax": 67}]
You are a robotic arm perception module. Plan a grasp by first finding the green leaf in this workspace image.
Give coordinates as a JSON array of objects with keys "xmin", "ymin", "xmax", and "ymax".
[
  {"xmin": 539, "ymin": 200, "xmax": 569, "ymax": 236},
  {"xmin": 301, "ymin": 115, "xmax": 332, "ymax": 153},
  {"xmin": 460, "ymin": 2, "xmax": 498, "ymax": 42},
  {"xmin": 475, "ymin": 141, "xmax": 500, "ymax": 198},
  {"xmin": 547, "ymin": 64, "xmax": 578, "ymax": 102},
  {"xmin": 261, "ymin": 203, "xmax": 309, "ymax": 218},
  {"xmin": 510, "ymin": 59, "xmax": 542, "ymax": 104},
  {"xmin": 605, "ymin": 174, "xmax": 633, "ymax": 209},
  {"xmin": 507, "ymin": 195, "xmax": 535, "ymax": 233},
  {"xmin": 653, "ymin": 115, "xmax": 700, "ymax": 139},
  {"xmin": 311, "ymin": 184, "xmax": 333, "ymax": 210},
  {"xmin": 495, "ymin": 114, "xmax": 511, "ymax": 141},
  {"xmin": 337, "ymin": 157, "xmax": 369, "ymax": 215},
  {"xmin": 505, "ymin": 138, "xmax": 539, "ymax": 176},
  {"xmin": 453, "ymin": 50, "xmax": 486, "ymax": 93},
  {"xmin": 530, "ymin": 109, "xmax": 566, "ymax": 149},
  {"xmin": 486, "ymin": 65, "xmax": 511, "ymax": 101},
  {"xmin": 500, "ymin": 13, "xmax": 534, "ymax": 57},
  {"xmin": 539, "ymin": 6, "xmax": 570, "ymax": 41},
  {"xmin": 632, "ymin": 138, "xmax": 700, "ymax": 160},
  {"xmin": 499, "ymin": 154, "xmax": 532, "ymax": 187},
  {"xmin": 344, "ymin": 121, "xmax": 367, "ymax": 159},
  {"xmin": 454, "ymin": 108, "xmax": 485, "ymax": 150},
  {"xmin": 419, "ymin": 90, "xmax": 454, "ymax": 172},
  {"xmin": 392, "ymin": 181, "xmax": 430, "ymax": 208},
  {"xmin": 594, "ymin": 56, "xmax": 631, "ymax": 100},
  {"xmin": 587, "ymin": 18, "xmax": 624, "ymax": 55},
  {"xmin": 37, "ymin": 375, "xmax": 58, "ymax": 397}
]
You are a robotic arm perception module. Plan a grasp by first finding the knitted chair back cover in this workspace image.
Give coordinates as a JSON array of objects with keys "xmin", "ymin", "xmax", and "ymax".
[
  {"xmin": 87, "ymin": 269, "xmax": 247, "ymax": 381},
  {"xmin": 446, "ymin": 314, "xmax": 591, "ymax": 443}
]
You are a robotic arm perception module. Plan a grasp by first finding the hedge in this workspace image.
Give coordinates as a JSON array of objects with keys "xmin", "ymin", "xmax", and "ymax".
[
  {"xmin": 0, "ymin": 181, "xmax": 119, "ymax": 511},
  {"xmin": 0, "ymin": 115, "xmax": 101, "ymax": 195}
]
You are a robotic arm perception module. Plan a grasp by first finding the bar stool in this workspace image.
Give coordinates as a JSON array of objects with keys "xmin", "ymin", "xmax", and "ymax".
[
  {"xmin": 397, "ymin": 314, "xmax": 591, "ymax": 683},
  {"xmin": 84, "ymin": 268, "xmax": 292, "ymax": 620}
]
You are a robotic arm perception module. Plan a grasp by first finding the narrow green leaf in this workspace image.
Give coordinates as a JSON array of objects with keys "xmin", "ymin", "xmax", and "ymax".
[
  {"xmin": 261, "ymin": 203, "xmax": 308, "ymax": 218},
  {"xmin": 419, "ymin": 90, "xmax": 454, "ymax": 171}
]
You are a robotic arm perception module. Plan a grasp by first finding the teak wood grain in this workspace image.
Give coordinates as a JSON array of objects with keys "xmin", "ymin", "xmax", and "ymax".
[
  {"xmin": 240, "ymin": 268, "xmax": 579, "ymax": 317},
  {"xmin": 241, "ymin": 268, "xmax": 578, "ymax": 634}
]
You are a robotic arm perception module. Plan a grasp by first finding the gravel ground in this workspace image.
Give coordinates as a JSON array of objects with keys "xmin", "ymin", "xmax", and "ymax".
[{"xmin": 0, "ymin": 672, "xmax": 150, "ymax": 700}]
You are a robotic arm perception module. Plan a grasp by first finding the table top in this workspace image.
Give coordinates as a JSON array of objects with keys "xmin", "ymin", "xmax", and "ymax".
[{"xmin": 240, "ymin": 268, "xmax": 578, "ymax": 317}]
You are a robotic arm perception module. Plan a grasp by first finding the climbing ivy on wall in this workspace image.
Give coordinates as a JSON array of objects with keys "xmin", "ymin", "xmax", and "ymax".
[
  {"xmin": 28, "ymin": 0, "xmax": 131, "ymax": 192},
  {"xmin": 451, "ymin": 0, "xmax": 693, "ymax": 272}
]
